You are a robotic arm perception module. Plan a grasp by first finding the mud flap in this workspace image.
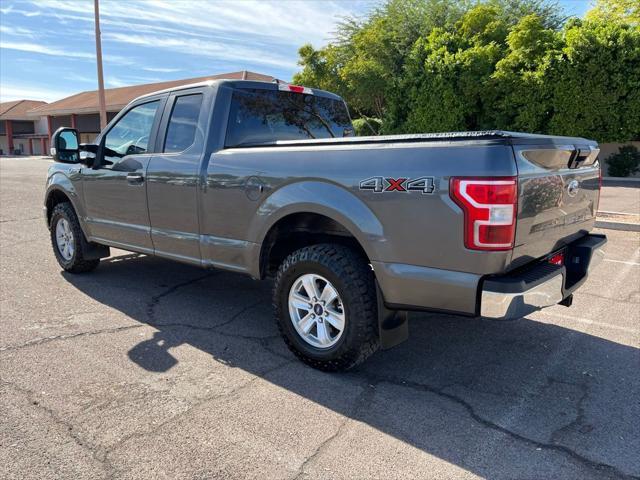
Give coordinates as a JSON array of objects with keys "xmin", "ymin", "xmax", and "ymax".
[
  {"xmin": 81, "ymin": 237, "xmax": 110, "ymax": 260},
  {"xmin": 376, "ymin": 282, "xmax": 408, "ymax": 349}
]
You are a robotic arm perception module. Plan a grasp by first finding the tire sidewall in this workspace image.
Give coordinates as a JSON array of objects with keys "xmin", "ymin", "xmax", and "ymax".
[
  {"xmin": 276, "ymin": 254, "xmax": 368, "ymax": 363},
  {"xmin": 50, "ymin": 206, "xmax": 79, "ymax": 269}
]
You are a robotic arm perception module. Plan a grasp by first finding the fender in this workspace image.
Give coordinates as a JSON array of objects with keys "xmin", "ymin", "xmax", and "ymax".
[
  {"xmin": 45, "ymin": 171, "xmax": 86, "ymax": 226},
  {"xmin": 249, "ymin": 180, "xmax": 386, "ymax": 266},
  {"xmin": 45, "ymin": 172, "xmax": 110, "ymax": 261}
]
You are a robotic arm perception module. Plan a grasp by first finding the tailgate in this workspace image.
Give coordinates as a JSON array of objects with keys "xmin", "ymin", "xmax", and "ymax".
[{"xmin": 510, "ymin": 142, "xmax": 600, "ymax": 269}]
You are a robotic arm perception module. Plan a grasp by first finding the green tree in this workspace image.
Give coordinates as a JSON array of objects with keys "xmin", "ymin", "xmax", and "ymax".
[
  {"xmin": 546, "ymin": 18, "xmax": 640, "ymax": 141},
  {"xmin": 294, "ymin": 0, "xmax": 640, "ymax": 142},
  {"xmin": 489, "ymin": 14, "xmax": 560, "ymax": 132},
  {"xmin": 294, "ymin": 0, "xmax": 467, "ymax": 119},
  {"xmin": 585, "ymin": 0, "xmax": 639, "ymax": 24}
]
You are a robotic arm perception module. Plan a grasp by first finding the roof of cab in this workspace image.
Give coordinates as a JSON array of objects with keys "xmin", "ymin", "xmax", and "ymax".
[{"xmin": 134, "ymin": 79, "xmax": 344, "ymax": 103}]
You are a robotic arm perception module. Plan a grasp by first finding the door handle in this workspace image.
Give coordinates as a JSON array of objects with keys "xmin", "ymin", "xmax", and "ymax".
[{"xmin": 127, "ymin": 173, "xmax": 144, "ymax": 185}]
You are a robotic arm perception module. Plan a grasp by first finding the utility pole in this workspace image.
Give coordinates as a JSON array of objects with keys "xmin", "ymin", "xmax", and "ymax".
[{"xmin": 94, "ymin": 0, "xmax": 107, "ymax": 129}]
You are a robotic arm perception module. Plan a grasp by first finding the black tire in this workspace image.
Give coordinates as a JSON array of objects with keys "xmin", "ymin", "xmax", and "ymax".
[
  {"xmin": 273, "ymin": 244, "xmax": 379, "ymax": 371},
  {"xmin": 49, "ymin": 202, "xmax": 100, "ymax": 273}
]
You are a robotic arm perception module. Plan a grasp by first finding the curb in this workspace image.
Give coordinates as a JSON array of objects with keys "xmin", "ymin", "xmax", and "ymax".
[{"xmin": 595, "ymin": 220, "xmax": 640, "ymax": 232}]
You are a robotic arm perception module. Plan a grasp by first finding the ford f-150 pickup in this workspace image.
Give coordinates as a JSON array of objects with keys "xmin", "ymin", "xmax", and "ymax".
[{"xmin": 45, "ymin": 79, "xmax": 606, "ymax": 370}]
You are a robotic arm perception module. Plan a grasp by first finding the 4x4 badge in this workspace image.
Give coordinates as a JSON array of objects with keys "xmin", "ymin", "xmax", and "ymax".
[{"xmin": 359, "ymin": 176, "xmax": 435, "ymax": 194}]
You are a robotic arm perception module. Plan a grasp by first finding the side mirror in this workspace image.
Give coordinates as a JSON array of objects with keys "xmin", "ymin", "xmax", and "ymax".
[{"xmin": 51, "ymin": 127, "xmax": 80, "ymax": 163}]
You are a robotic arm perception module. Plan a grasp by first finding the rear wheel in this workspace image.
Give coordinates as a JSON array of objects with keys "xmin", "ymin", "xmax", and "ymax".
[
  {"xmin": 273, "ymin": 244, "xmax": 379, "ymax": 371},
  {"xmin": 49, "ymin": 202, "xmax": 100, "ymax": 273}
]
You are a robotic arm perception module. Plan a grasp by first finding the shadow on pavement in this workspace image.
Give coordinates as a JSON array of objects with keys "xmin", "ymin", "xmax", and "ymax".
[{"xmin": 63, "ymin": 253, "xmax": 639, "ymax": 479}]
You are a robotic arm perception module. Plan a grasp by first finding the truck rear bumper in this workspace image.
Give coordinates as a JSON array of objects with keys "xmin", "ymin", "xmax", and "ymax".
[{"xmin": 480, "ymin": 233, "xmax": 606, "ymax": 319}]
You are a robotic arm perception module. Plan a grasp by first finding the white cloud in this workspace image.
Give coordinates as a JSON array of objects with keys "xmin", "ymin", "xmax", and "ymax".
[
  {"xmin": 0, "ymin": 25, "xmax": 38, "ymax": 38},
  {"xmin": 104, "ymin": 76, "xmax": 128, "ymax": 88},
  {"xmin": 0, "ymin": 83, "xmax": 74, "ymax": 102},
  {"xmin": 0, "ymin": 40, "xmax": 136, "ymax": 66},
  {"xmin": 0, "ymin": 40, "xmax": 95, "ymax": 59},
  {"xmin": 63, "ymin": 72, "xmax": 96, "ymax": 83},
  {"xmin": 0, "ymin": 5, "xmax": 41, "ymax": 17},
  {"xmin": 34, "ymin": 0, "xmax": 364, "ymax": 47},
  {"xmin": 142, "ymin": 66, "xmax": 182, "ymax": 73},
  {"xmin": 101, "ymin": 32, "xmax": 296, "ymax": 69},
  {"xmin": 1, "ymin": 0, "xmax": 373, "ymax": 104}
]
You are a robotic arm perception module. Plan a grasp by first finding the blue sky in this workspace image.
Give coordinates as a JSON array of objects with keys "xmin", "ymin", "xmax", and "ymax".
[{"xmin": 0, "ymin": 0, "xmax": 592, "ymax": 103}]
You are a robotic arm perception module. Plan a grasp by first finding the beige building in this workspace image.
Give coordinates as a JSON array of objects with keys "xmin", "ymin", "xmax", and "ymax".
[
  {"xmin": 27, "ymin": 70, "xmax": 277, "ymax": 144},
  {"xmin": 0, "ymin": 100, "xmax": 49, "ymax": 155}
]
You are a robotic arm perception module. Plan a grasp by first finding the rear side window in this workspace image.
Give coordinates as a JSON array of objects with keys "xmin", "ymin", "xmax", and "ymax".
[
  {"xmin": 225, "ymin": 88, "xmax": 352, "ymax": 147},
  {"xmin": 163, "ymin": 94, "xmax": 203, "ymax": 153}
]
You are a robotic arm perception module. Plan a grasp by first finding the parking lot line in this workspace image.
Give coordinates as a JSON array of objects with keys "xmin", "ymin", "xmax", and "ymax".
[
  {"xmin": 538, "ymin": 311, "xmax": 638, "ymax": 334},
  {"xmin": 604, "ymin": 258, "xmax": 640, "ymax": 266}
]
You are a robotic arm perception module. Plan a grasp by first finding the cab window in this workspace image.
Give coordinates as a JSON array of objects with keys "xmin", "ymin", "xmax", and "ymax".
[
  {"xmin": 225, "ymin": 89, "xmax": 352, "ymax": 147},
  {"xmin": 163, "ymin": 94, "xmax": 203, "ymax": 153}
]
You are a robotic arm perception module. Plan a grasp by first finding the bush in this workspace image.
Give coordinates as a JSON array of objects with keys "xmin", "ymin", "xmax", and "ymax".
[
  {"xmin": 352, "ymin": 117, "xmax": 382, "ymax": 136},
  {"xmin": 294, "ymin": 0, "xmax": 640, "ymax": 143},
  {"xmin": 605, "ymin": 145, "xmax": 640, "ymax": 177}
]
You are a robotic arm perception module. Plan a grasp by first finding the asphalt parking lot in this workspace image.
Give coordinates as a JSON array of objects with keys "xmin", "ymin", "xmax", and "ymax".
[{"xmin": 1, "ymin": 156, "xmax": 639, "ymax": 480}]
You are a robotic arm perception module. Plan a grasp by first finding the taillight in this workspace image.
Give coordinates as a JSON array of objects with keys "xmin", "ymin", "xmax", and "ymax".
[{"xmin": 450, "ymin": 177, "xmax": 518, "ymax": 251}]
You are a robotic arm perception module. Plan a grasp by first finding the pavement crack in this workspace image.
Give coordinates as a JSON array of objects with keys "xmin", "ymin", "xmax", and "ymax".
[
  {"xmin": 0, "ymin": 216, "xmax": 41, "ymax": 223},
  {"xmin": 146, "ymin": 271, "xmax": 218, "ymax": 323},
  {"xmin": 548, "ymin": 377, "xmax": 591, "ymax": 444},
  {"xmin": 293, "ymin": 383, "xmax": 377, "ymax": 480},
  {"xmin": 361, "ymin": 373, "xmax": 637, "ymax": 480},
  {"xmin": 0, "ymin": 324, "xmax": 145, "ymax": 352},
  {"xmin": 0, "ymin": 377, "xmax": 111, "ymax": 478},
  {"xmin": 101, "ymin": 358, "xmax": 295, "ymax": 466}
]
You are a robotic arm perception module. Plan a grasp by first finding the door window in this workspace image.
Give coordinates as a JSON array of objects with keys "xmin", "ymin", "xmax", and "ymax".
[
  {"xmin": 103, "ymin": 100, "xmax": 160, "ymax": 165},
  {"xmin": 163, "ymin": 94, "xmax": 203, "ymax": 153}
]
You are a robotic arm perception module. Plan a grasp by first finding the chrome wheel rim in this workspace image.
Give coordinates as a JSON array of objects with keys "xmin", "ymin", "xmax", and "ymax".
[
  {"xmin": 55, "ymin": 218, "xmax": 75, "ymax": 261},
  {"xmin": 288, "ymin": 273, "xmax": 345, "ymax": 349}
]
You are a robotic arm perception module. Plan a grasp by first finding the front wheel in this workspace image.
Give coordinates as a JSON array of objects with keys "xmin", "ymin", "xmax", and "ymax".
[
  {"xmin": 273, "ymin": 244, "xmax": 379, "ymax": 371},
  {"xmin": 49, "ymin": 202, "xmax": 100, "ymax": 273}
]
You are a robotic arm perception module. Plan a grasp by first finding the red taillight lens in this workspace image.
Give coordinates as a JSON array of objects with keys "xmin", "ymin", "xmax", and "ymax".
[
  {"xmin": 450, "ymin": 177, "xmax": 517, "ymax": 251},
  {"xmin": 278, "ymin": 83, "xmax": 313, "ymax": 94},
  {"xmin": 548, "ymin": 252, "xmax": 565, "ymax": 265}
]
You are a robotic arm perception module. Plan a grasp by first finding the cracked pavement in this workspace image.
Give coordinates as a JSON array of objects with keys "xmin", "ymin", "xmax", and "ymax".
[{"xmin": 1, "ymin": 157, "xmax": 639, "ymax": 479}]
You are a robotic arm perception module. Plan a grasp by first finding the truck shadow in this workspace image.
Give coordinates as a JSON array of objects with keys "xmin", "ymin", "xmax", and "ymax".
[{"xmin": 63, "ymin": 252, "xmax": 639, "ymax": 479}]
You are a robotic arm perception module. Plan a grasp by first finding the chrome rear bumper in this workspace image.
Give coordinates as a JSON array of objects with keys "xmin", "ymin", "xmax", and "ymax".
[
  {"xmin": 481, "ymin": 273, "xmax": 564, "ymax": 319},
  {"xmin": 481, "ymin": 233, "xmax": 606, "ymax": 320}
]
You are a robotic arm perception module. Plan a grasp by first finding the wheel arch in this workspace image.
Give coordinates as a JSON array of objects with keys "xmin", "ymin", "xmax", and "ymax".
[
  {"xmin": 253, "ymin": 181, "xmax": 386, "ymax": 278},
  {"xmin": 45, "ymin": 188, "xmax": 73, "ymax": 226},
  {"xmin": 44, "ymin": 173, "xmax": 86, "ymax": 232}
]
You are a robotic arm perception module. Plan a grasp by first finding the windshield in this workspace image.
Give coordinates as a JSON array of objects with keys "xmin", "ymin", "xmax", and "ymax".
[{"xmin": 225, "ymin": 88, "xmax": 352, "ymax": 147}]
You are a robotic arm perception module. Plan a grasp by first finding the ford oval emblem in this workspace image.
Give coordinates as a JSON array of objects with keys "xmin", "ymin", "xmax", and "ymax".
[{"xmin": 567, "ymin": 179, "xmax": 580, "ymax": 197}]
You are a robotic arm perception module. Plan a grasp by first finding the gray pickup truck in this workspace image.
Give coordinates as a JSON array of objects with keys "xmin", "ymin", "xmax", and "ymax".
[{"xmin": 45, "ymin": 79, "xmax": 606, "ymax": 370}]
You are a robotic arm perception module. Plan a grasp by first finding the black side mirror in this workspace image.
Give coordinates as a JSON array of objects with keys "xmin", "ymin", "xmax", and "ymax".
[{"xmin": 51, "ymin": 127, "xmax": 80, "ymax": 163}]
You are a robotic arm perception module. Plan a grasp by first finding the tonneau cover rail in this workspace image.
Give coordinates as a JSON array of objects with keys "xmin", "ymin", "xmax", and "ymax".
[{"xmin": 233, "ymin": 130, "xmax": 597, "ymax": 148}]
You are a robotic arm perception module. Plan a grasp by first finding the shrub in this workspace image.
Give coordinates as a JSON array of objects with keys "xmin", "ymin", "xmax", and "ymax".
[
  {"xmin": 352, "ymin": 117, "xmax": 383, "ymax": 136},
  {"xmin": 605, "ymin": 145, "xmax": 640, "ymax": 177}
]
